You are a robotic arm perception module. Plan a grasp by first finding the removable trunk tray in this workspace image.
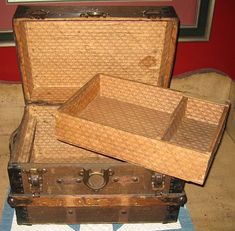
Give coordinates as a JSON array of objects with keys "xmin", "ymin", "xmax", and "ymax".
[{"xmin": 56, "ymin": 74, "xmax": 229, "ymax": 184}]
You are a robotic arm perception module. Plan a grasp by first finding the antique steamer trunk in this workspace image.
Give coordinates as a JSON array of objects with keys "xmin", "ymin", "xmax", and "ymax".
[{"xmin": 8, "ymin": 6, "xmax": 187, "ymax": 224}]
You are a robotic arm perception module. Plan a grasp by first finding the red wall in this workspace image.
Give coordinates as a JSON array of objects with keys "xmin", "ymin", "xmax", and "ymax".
[
  {"xmin": 174, "ymin": 0, "xmax": 235, "ymax": 79},
  {"xmin": 0, "ymin": 0, "xmax": 234, "ymax": 82}
]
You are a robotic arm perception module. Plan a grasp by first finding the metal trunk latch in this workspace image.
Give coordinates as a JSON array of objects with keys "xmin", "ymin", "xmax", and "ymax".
[
  {"xmin": 151, "ymin": 173, "xmax": 165, "ymax": 190},
  {"xmin": 143, "ymin": 8, "xmax": 169, "ymax": 18},
  {"xmin": 23, "ymin": 168, "xmax": 47, "ymax": 196},
  {"xmin": 80, "ymin": 9, "xmax": 108, "ymax": 18},
  {"xmin": 80, "ymin": 168, "xmax": 114, "ymax": 192}
]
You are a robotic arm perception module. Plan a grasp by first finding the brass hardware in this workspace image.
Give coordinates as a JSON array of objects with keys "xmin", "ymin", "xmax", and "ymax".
[
  {"xmin": 76, "ymin": 178, "xmax": 82, "ymax": 183},
  {"xmin": 82, "ymin": 168, "xmax": 113, "ymax": 191},
  {"xmin": 7, "ymin": 196, "xmax": 15, "ymax": 207},
  {"xmin": 151, "ymin": 173, "xmax": 165, "ymax": 190},
  {"xmin": 22, "ymin": 168, "xmax": 47, "ymax": 195},
  {"xmin": 56, "ymin": 178, "xmax": 63, "ymax": 184},
  {"xmin": 56, "ymin": 177, "xmax": 83, "ymax": 184},
  {"xmin": 113, "ymin": 177, "xmax": 119, "ymax": 182},
  {"xmin": 7, "ymin": 195, "xmax": 32, "ymax": 208},
  {"xmin": 121, "ymin": 210, "xmax": 127, "ymax": 214},
  {"xmin": 119, "ymin": 208, "xmax": 129, "ymax": 222},
  {"xmin": 132, "ymin": 176, "xmax": 139, "ymax": 182},
  {"xmin": 68, "ymin": 209, "xmax": 73, "ymax": 215},
  {"xmin": 143, "ymin": 9, "xmax": 163, "ymax": 18},
  {"xmin": 80, "ymin": 9, "xmax": 108, "ymax": 18},
  {"xmin": 31, "ymin": 9, "xmax": 50, "ymax": 19},
  {"xmin": 111, "ymin": 176, "xmax": 139, "ymax": 185}
]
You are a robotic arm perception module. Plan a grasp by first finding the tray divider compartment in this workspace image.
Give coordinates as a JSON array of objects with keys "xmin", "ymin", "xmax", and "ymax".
[
  {"xmin": 59, "ymin": 75, "xmax": 100, "ymax": 116},
  {"xmin": 99, "ymin": 74, "xmax": 183, "ymax": 112},
  {"xmin": 161, "ymin": 96, "xmax": 188, "ymax": 141},
  {"xmin": 167, "ymin": 98, "xmax": 228, "ymax": 153}
]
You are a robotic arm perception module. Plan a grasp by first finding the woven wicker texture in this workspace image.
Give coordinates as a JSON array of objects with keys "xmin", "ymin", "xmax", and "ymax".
[
  {"xmin": 14, "ymin": 17, "xmax": 177, "ymax": 103},
  {"xmin": 170, "ymin": 118, "xmax": 218, "ymax": 152},
  {"xmin": 12, "ymin": 110, "xmax": 37, "ymax": 163},
  {"xmin": 18, "ymin": 105, "xmax": 119, "ymax": 164},
  {"xmin": 79, "ymin": 97, "xmax": 171, "ymax": 139},
  {"xmin": 56, "ymin": 74, "xmax": 229, "ymax": 184}
]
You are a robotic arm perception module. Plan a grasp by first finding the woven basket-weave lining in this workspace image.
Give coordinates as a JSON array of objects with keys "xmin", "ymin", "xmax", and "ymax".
[
  {"xmin": 56, "ymin": 74, "xmax": 228, "ymax": 183},
  {"xmin": 15, "ymin": 19, "xmax": 175, "ymax": 103},
  {"xmin": 17, "ymin": 105, "xmax": 120, "ymax": 164}
]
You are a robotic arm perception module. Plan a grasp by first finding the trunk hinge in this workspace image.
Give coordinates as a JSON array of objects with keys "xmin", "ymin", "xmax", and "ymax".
[{"xmin": 23, "ymin": 168, "xmax": 47, "ymax": 197}]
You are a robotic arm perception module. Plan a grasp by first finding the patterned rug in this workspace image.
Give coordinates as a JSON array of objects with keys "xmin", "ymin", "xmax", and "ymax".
[{"xmin": 0, "ymin": 201, "xmax": 194, "ymax": 231}]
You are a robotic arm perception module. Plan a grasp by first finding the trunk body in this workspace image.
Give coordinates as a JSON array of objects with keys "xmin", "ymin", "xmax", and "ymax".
[
  {"xmin": 8, "ymin": 104, "xmax": 186, "ymax": 224},
  {"xmin": 8, "ymin": 5, "xmax": 186, "ymax": 225}
]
